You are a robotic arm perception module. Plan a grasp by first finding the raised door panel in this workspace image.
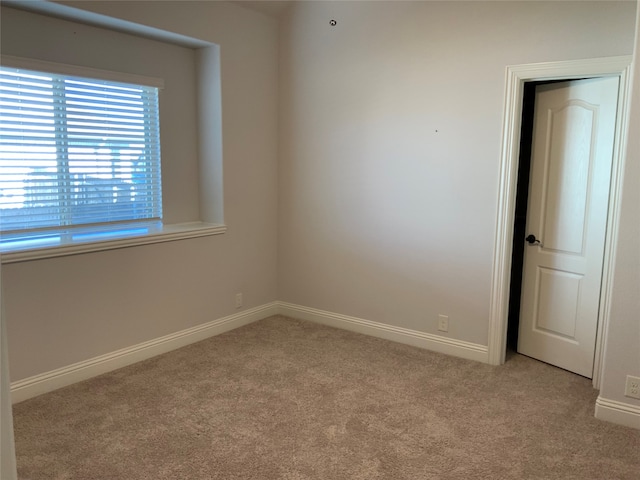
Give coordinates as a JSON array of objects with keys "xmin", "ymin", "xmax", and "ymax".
[
  {"xmin": 541, "ymin": 102, "xmax": 594, "ymax": 256},
  {"xmin": 533, "ymin": 267, "xmax": 582, "ymax": 340}
]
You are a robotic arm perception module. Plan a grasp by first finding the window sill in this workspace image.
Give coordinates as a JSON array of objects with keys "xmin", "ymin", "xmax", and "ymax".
[{"xmin": 0, "ymin": 222, "xmax": 227, "ymax": 264}]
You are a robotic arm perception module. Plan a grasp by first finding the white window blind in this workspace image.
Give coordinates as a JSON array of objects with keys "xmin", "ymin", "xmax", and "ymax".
[{"xmin": 0, "ymin": 65, "xmax": 162, "ymax": 234}]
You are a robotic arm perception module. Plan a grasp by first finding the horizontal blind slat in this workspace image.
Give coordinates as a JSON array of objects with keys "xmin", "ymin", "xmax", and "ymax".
[{"xmin": 0, "ymin": 64, "xmax": 162, "ymax": 234}]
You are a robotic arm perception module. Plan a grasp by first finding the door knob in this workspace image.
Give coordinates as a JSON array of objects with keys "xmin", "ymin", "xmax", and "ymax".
[{"xmin": 525, "ymin": 234, "xmax": 542, "ymax": 246}]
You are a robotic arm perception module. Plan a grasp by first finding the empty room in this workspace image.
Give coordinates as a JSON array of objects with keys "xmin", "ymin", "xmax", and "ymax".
[{"xmin": 1, "ymin": 1, "xmax": 639, "ymax": 478}]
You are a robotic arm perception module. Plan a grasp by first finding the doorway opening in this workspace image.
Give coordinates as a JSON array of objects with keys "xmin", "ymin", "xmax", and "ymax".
[
  {"xmin": 506, "ymin": 79, "xmax": 586, "ymax": 352},
  {"xmin": 487, "ymin": 56, "xmax": 633, "ymax": 389}
]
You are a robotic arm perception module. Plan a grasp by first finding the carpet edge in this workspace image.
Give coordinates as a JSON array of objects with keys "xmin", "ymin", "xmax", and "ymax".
[
  {"xmin": 10, "ymin": 302, "xmax": 279, "ymax": 403},
  {"xmin": 277, "ymin": 301, "xmax": 489, "ymax": 363}
]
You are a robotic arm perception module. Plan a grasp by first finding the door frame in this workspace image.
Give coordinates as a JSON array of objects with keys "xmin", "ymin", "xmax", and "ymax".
[{"xmin": 487, "ymin": 56, "xmax": 633, "ymax": 389}]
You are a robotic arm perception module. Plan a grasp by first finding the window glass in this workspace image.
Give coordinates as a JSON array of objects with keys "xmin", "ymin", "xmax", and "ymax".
[{"xmin": 0, "ymin": 66, "xmax": 162, "ymax": 234}]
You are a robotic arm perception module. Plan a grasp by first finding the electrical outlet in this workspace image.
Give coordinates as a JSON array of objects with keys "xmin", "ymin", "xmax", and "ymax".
[
  {"xmin": 235, "ymin": 293, "xmax": 243, "ymax": 309},
  {"xmin": 625, "ymin": 375, "xmax": 640, "ymax": 399},
  {"xmin": 438, "ymin": 314, "xmax": 449, "ymax": 333}
]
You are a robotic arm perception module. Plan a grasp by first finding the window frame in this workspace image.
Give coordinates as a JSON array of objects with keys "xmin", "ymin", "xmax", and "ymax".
[{"xmin": 0, "ymin": 55, "xmax": 226, "ymax": 263}]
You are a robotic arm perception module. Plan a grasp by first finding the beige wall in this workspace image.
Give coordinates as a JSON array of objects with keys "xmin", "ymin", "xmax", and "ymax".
[
  {"xmin": 599, "ymin": 4, "xmax": 640, "ymax": 408},
  {"xmin": 278, "ymin": 1, "xmax": 636, "ymax": 346},
  {"xmin": 1, "ymin": 1, "xmax": 279, "ymax": 380}
]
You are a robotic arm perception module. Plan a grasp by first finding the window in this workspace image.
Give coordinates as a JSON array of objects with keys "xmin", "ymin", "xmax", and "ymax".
[
  {"xmin": 0, "ymin": 64, "xmax": 162, "ymax": 237},
  {"xmin": 0, "ymin": 52, "xmax": 224, "ymax": 263}
]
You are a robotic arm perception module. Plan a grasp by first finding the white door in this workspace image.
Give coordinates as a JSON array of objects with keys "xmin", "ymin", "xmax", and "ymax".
[{"xmin": 517, "ymin": 77, "xmax": 619, "ymax": 378}]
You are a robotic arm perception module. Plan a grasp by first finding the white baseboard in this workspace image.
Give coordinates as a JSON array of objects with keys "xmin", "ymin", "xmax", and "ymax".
[
  {"xmin": 10, "ymin": 301, "xmax": 488, "ymax": 404},
  {"xmin": 10, "ymin": 302, "xmax": 279, "ymax": 404},
  {"xmin": 11, "ymin": 300, "xmax": 637, "ymax": 432},
  {"xmin": 277, "ymin": 302, "xmax": 489, "ymax": 363},
  {"xmin": 595, "ymin": 396, "xmax": 640, "ymax": 429}
]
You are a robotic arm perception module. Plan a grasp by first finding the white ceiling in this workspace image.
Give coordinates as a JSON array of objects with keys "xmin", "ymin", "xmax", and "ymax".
[
  {"xmin": 234, "ymin": 0, "xmax": 637, "ymax": 19},
  {"xmin": 233, "ymin": 1, "xmax": 294, "ymax": 18}
]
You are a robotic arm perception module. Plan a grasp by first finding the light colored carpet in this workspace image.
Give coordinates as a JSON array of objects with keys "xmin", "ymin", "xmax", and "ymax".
[{"xmin": 12, "ymin": 315, "xmax": 640, "ymax": 479}]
